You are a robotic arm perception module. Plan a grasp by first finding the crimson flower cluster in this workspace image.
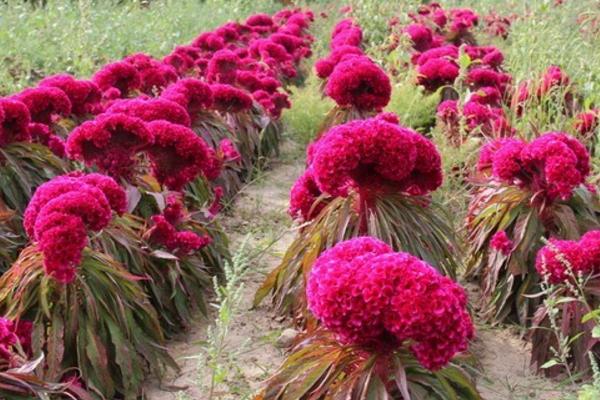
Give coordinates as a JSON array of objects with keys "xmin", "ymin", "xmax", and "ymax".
[
  {"xmin": 477, "ymin": 132, "xmax": 590, "ymax": 201},
  {"xmin": 315, "ymin": 19, "xmax": 391, "ymax": 112},
  {"xmin": 535, "ymin": 230, "xmax": 600, "ymax": 284},
  {"xmin": 289, "ymin": 116, "xmax": 442, "ymax": 221},
  {"xmin": 515, "ymin": 66, "xmax": 573, "ymax": 116},
  {"xmin": 147, "ymin": 194, "xmax": 212, "ymax": 256},
  {"xmin": 307, "ymin": 237, "xmax": 474, "ymax": 371},
  {"xmin": 23, "ymin": 174, "xmax": 126, "ymax": 283},
  {"xmin": 0, "ymin": 317, "xmax": 32, "ymax": 363}
]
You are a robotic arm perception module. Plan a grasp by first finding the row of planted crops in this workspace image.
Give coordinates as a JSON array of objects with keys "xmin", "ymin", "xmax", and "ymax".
[
  {"xmin": 1, "ymin": 1, "xmax": 600, "ymax": 399},
  {"xmin": 0, "ymin": 8, "xmax": 315, "ymax": 399},
  {"xmin": 252, "ymin": 2, "xmax": 600, "ymax": 399}
]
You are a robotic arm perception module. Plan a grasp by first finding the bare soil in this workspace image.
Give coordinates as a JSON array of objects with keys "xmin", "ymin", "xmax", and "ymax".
[{"xmin": 145, "ymin": 140, "xmax": 570, "ymax": 400}]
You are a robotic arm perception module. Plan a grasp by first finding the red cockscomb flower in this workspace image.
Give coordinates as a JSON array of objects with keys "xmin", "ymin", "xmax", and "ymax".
[
  {"xmin": 490, "ymin": 230, "xmax": 513, "ymax": 255},
  {"xmin": 106, "ymin": 98, "xmax": 191, "ymax": 127},
  {"xmin": 417, "ymin": 57, "xmax": 459, "ymax": 91},
  {"xmin": 0, "ymin": 99, "xmax": 31, "ymax": 146},
  {"xmin": 325, "ymin": 57, "xmax": 391, "ymax": 111},
  {"xmin": 93, "ymin": 61, "xmax": 142, "ymax": 98},
  {"xmin": 161, "ymin": 78, "xmax": 213, "ymax": 116},
  {"xmin": 289, "ymin": 168, "xmax": 326, "ymax": 221},
  {"xmin": 39, "ymin": 74, "xmax": 102, "ymax": 116},
  {"xmin": 16, "ymin": 87, "xmax": 72, "ymax": 124},
  {"xmin": 210, "ymin": 84, "xmax": 253, "ymax": 113}
]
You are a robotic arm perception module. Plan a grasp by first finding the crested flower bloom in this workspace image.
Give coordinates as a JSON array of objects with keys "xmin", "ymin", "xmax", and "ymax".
[
  {"xmin": 307, "ymin": 237, "xmax": 474, "ymax": 370},
  {"xmin": 0, "ymin": 317, "xmax": 33, "ymax": 362},
  {"xmin": 66, "ymin": 112, "xmax": 153, "ymax": 179},
  {"xmin": 538, "ymin": 65, "xmax": 570, "ymax": 97},
  {"xmin": 490, "ymin": 230, "xmax": 513, "ymax": 255},
  {"xmin": 192, "ymin": 32, "xmax": 225, "ymax": 51},
  {"xmin": 466, "ymin": 67, "xmax": 511, "ymax": 95},
  {"xmin": 478, "ymin": 132, "xmax": 590, "ymax": 201},
  {"xmin": 535, "ymin": 239, "xmax": 590, "ymax": 284},
  {"xmin": 574, "ymin": 110, "xmax": 599, "ymax": 139},
  {"xmin": 105, "ymin": 98, "xmax": 191, "ymax": 127},
  {"xmin": 0, "ymin": 98, "xmax": 31, "ymax": 146},
  {"xmin": 325, "ymin": 56, "xmax": 391, "ymax": 111},
  {"xmin": 24, "ymin": 174, "xmax": 125, "ymax": 283},
  {"xmin": 404, "ymin": 24, "xmax": 435, "ymax": 52},
  {"xmin": 206, "ymin": 49, "xmax": 240, "ymax": 84},
  {"xmin": 145, "ymin": 120, "xmax": 214, "ymax": 190},
  {"xmin": 449, "ymin": 8, "xmax": 479, "ymax": 33},
  {"xmin": 210, "ymin": 84, "xmax": 253, "ymax": 113},
  {"xmin": 39, "ymin": 74, "xmax": 102, "ymax": 116},
  {"xmin": 312, "ymin": 117, "xmax": 442, "ymax": 199},
  {"xmin": 415, "ymin": 45, "xmax": 459, "ymax": 66},
  {"xmin": 417, "ymin": 57, "xmax": 459, "ymax": 91},
  {"xmin": 92, "ymin": 61, "xmax": 142, "ymax": 98},
  {"xmin": 123, "ymin": 53, "xmax": 178, "ymax": 95},
  {"xmin": 147, "ymin": 214, "xmax": 212, "ymax": 256},
  {"xmin": 289, "ymin": 168, "xmax": 326, "ymax": 221},
  {"xmin": 314, "ymin": 45, "xmax": 364, "ymax": 79},
  {"xmin": 161, "ymin": 78, "xmax": 213, "ymax": 116},
  {"xmin": 15, "ymin": 87, "xmax": 72, "ymax": 125},
  {"xmin": 218, "ymin": 139, "xmax": 241, "ymax": 163}
]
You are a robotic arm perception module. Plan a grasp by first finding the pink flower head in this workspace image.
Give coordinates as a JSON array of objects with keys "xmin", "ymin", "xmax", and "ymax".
[
  {"xmin": 417, "ymin": 57, "xmax": 459, "ymax": 91},
  {"xmin": 466, "ymin": 67, "xmax": 511, "ymax": 95},
  {"xmin": 145, "ymin": 120, "xmax": 213, "ymax": 190},
  {"xmin": 404, "ymin": 24, "xmax": 434, "ymax": 52},
  {"xmin": 538, "ymin": 65, "xmax": 570, "ymax": 97},
  {"xmin": 93, "ymin": 61, "xmax": 142, "ymax": 98},
  {"xmin": 0, "ymin": 317, "xmax": 32, "ymax": 361},
  {"xmin": 470, "ymin": 86, "xmax": 502, "ymax": 107},
  {"xmin": 147, "ymin": 214, "xmax": 212, "ymax": 256},
  {"xmin": 437, "ymin": 100, "xmax": 459, "ymax": 124},
  {"xmin": 206, "ymin": 49, "xmax": 240, "ymax": 84},
  {"xmin": 161, "ymin": 78, "xmax": 213, "ymax": 116},
  {"xmin": 312, "ymin": 117, "xmax": 442, "ymax": 198},
  {"xmin": 0, "ymin": 99, "xmax": 31, "ymax": 146},
  {"xmin": 123, "ymin": 53, "xmax": 178, "ymax": 95},
  {"xmin": 25, "ymin": 174, "xmax": 124, "ymax": 283},
  {"xmin": 415, "ymin": 45, "xmax": 459, "ymax": 66},
  {"xmin": 574, "ymin": 110, "xmax": 599, "ymax": 138},
  {"xmin": 66, "ymin": 112, "xmax": 153, "ymax": 179},
  {"xmin": 581, "ymin": 230, "xmax": 600, "ymax": 272},
  {"xmin": 192, "ymin": 32, "xmax": 225, "ymax": 52},
  {"xmin": 16, "ymin": 87, "xmax": 72, "ymax": 124},
  {"xmin": 210, "ymin": 84, "xmax": 253, "ymax": 113},
  {"xmin": 326, "ymin": 56, "xmax": 391, "ymax": 111},
  {"xmin": 106, "ymin": 98, "xmax": 191, "ymax": 127},
  {"xmin": 289, "ymin": 168, "xmax": 326, "ymax": 221},
  {"xmin": 307, "ymin": 237, "xmax": 474, "ymax": 370},
  {"xmin": 39, "ymin": 74, "xmax": 101, "ymax": 116},
  {"xmin": 218, "ymin": 139, "xmax": 241, "ymax": 163},
  {"xmin": 490, "ymin": 230, "xmax": 513, "ymax": 255},
  {"xmin": 449, "ymin": 8, "xmax": 479, "ymax": 33},
  {"xmin": 163, "ymin": 193, "xmax": 185, "ymax": 225},
  {"xmin": 536, "ymin": 239, "xmax": 590, "ymax": 284}
]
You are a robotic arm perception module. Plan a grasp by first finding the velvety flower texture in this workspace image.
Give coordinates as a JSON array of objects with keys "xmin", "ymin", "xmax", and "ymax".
[
  {"xmin": 24, "ymin": 174, "xmax": 125, "ymax": 283},
  {"xmin": 210, "ymin": 84, "xmax": 253, "ymax": 113},
  {"xmin": 535, "ymin": 239, "xmax": 590, "ymax": 284},
  {"xmin": 146, "ymin": 120, "xmax": 214, "ymax": 190},
  {"xmin": 307, "ymin": 237, "xmax": 474, "ymax": 371},
  {"xmin": 478, "ymin": 132, "xmax": 590, "ymax": 201},
  {"xmin": 92, "ymin": 61, "xmax": 142, "ymax": 97},
  {"xmin": 123, "ymin": 53, "xmax": 178, "ymax": 95},
  {"xmin": 0, "ymin": 317, "xmax": 32, "ymax": 362},
  {"xmin": 161, "ymin": 78, "xmax": 213, "ymax": 116},
  {"xmin": 312, "ymin": 117, "xmax": 442, "ymax": 198},
  {"xmin": 404, "ymin": 24, "xmax": 434, "ymax": 52},
  {"xmin": 66, "ymin": 112, "xmax": 153, "ymax": 179},
  {"xmin": 417, "ymin": 57, "xmax": 459, "ymax": 92},
  {"xmin": 0, "ymin": 99, "xmax": 31, "ymax": 146},
  {"xmin": 289, "ymin": 168, "xmax": 326, "ymax": 221},
  {"xmin": 490, "ymin": 230, "xmax": 513, "ymax": 255},
  {"xmin": 147, "ymin": 209, "xmax": 212, "ymax": 256},
  {"xmin": 206, "ymin": 49, "xmax": 240, "ymax": 84},
  {"xmin": 16, "ymin": 87, "xmax": 72, "ymax": 124},
  {"xmin": 39, "ymin": 74, "xmax": 102, "ymax": 116},
  {"xmin": 574, "ymin": 110, "xmax": 599, "ymax": 138},
  {"xmin": 325, "ymin": 57, "xmax": 391, "ymax": 111},
  {"xmin": 106, "ymin": 98, "xmax": 191, "ymax": 127}
]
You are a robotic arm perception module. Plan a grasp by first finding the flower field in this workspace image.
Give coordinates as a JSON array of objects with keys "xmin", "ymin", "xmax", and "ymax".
[{"xmin": 1, "ymin": 0, "xmax": 600, "ymax": 399}]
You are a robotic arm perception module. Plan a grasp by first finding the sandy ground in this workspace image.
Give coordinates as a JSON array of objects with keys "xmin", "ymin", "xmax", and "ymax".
[{"xmin": 145, "ymin": 141, "xmax": 571, "ymax": 400}]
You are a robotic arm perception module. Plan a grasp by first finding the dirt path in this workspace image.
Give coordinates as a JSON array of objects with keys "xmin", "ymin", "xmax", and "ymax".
[{"xmin": 145, "ymin": 140, "xmax": 569, "ymax": 400}]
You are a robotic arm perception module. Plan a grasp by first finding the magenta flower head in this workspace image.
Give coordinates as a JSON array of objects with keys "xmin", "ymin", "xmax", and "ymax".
[
  {"xmin": 490, "ymin": 230, "xmax": 513, "ymax": 255},
  {"xmin": 312, "ymin": 117, "xmax": 442, "ymax": 199},
  {"xmin": 161, "ymin": 78, "xmax": 213, "ymax": 116},
  {"xmin": 210, "ymin": 84, "xmax": 253, "ymax": 113},
  {"xmin": 92, "ymin": 61, "xmax": 142, "ymax": 98},
  {"xmin": 404, "ymin": 23, "xmax": 434, "ymax": 52},
  {"xmin": 24, "ymin": 173, "xmax": 125, "ymax": 283},
  {"xmin": 325, "ymin": 56, "xmax": 391, "ymax": 111},
  {"xmin": 66, "ymin": 112, "xmax": 153, "ymax": 180},
  {"xmin": 192, "ymin": 32, "xmax": 225, "ymax": 52},
  {"xmin": 417, "ymin": 57, "xmax": 459, "ymax": 92},
  {"xmin": 574, "ymin": 110, "xmax": 599, "ymax": 138},
  {"xmin": 145, "ymin": 120, "xmax": 214, "ymax": 190},
  {"xmin": 206, "ymin": 49, "xmax": 240, "ymax": 84},
  {"xmin": 307, "ymin": 237, "xmax": 474, "ymax": 370},
  {"xmin": 105, "ymin": 98, "xmax": 191, "ymax": 127},
  {"xmin": 0, "ymin": 98, "xmax": 31, "ymax": 146},
  {"xmin": 15, "ymin": 87, "xmax": 72, "ymax": 124},
  {"xmin": 536, "ymin": 239, "xmax": 590, "ymax": 284},
  {"xmin": 39, "ymin": 74, "xmax": 101, "ymax": 116},
  {"xmin": 123, "ymin": 53, "xmax": 178, "ymax": 95},
  {"xmin": 289, "ymin": 168, "xmax": 326, "ymax": 221}
]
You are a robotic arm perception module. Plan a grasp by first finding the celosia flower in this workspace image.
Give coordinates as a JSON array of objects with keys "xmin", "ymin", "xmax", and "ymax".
[
  {"xmin": 192, "ymin": 32, "xmax": 225, "ymax": 51},
  {"xmin": 16, "ymin": 87, "xmax": 72, "ymax": 124},
  {"xmin": 536, "ymin": 239, "xmax": 590, "ymax": 284},
  {"xmin": 106, "ymin": 98, "xmax": 191, "ymax": 127},
  {"xmin": 123, "ymin": 53, "xmax": 178, "ymax": 95},
  {"xmin": 325, "ymin": 57, "xmax": 391, "ymax": 111},
  {"xmin": 39, "ymin": 74, "xmax": 101, "ymax": 116},
  {"xmin": 574, "ymin": 110, "xmax": 599, "ymax": 138},
  {"xmin": 208, "ymin": 186, "xmax": 224, "ymax": 217},
  {"xmin": 307, "ymin": 237, "xmax": 474, "ymax": 370},
  {"xmin": 289, "ymin": 168, "xmax": 326, "ymax": 221},
  {"xmin": 312, "ymin": 117, "xmax": 442, "ymax": 198},
  {"xmin": 218, "ymin": 139, "xmax": 241, "ymax": 163},
  {"xmin": 0, "ymin": 317, "xmax": 32, "ymax": 361},
  {"xmin": 469, "ymin": 86, "xmax": 502, "ymax": 107},
  {"xmin": 145, "ymin": 120, "xmax": 213, "ymax": 190},
  {"xmin": 206, "ymin": 49, "xmax": 240, "ymax": 84},
  {"xmin": 147, "ymin": 214, "xmax": 212, "ymax": 256},
  {"xmin": 490, "ymin": 230, "xmax": 513, "ymax": 255},
  {"xmin": 581, "ymin": 230, "xmax": 600, "ymax": 272},
  {"xmin": 538, "ymin": 65, "xmax": 570, "ymax": 97},
  {"xmin": 210, "ymin": 84, "xmax": 253, "ymax": 113},
  {"xmin": 66, "ymin": 112, "xmax": 153, "ymax": 179},
  {"xmin": 92, "ymin": 61, "xmax": 142, "ymax": 97},
  {"xmin": 417, "ymin": 57, "xmax": 459, "ymax": 91},
  {"xmin": 163, "ymin": 194, "xmax": 185, "ymax": 225},
  {"xmin": 0, "ymin": 99, "xmax": 31, "ymax": 146},
  {"xmin": 315, "ymin": 45, "xmax": 364, "ymax": 79},
  {"xmin": 404, "ymin": 24, "xmax": 434, "ymax": 52},
  {"xmin": 415, "ymin": 45, "xmax": 459, "ymax": 66},
  {"xmin": 161, "ymin": 78, "xmax": 213, "ymax": 116},
  {"xmin": 26, "ymin": 174, "xmax": 124, "ymax": 283},
  {"xmin": 466, "ymin": 68, "xmax": 511, "ymax": 95},
  {"xmin": 449, "ymin": 8, "xmax": 479, "ymax": 33}
]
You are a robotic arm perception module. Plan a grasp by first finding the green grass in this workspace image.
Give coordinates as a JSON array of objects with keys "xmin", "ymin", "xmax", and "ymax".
[{"xmin": 0, "ymin": 0, "xmax": 283, "ymax": 95}]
